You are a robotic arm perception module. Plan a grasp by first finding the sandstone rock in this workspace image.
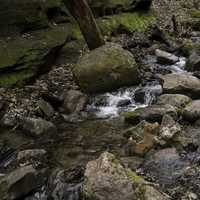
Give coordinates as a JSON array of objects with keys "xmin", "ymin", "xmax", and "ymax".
[
  {"xmin": 124, "ymin": 121, "xmax": 160, "ymax": 156},
  {"xmin": 73, "ymin": 43, "xmax": 140, "ymax": 93},
  {"xmin": 161, "ymin": 74, "xmax": 200, "ymax": 98},
  {"xmin": 157, "ymin": 94, "xmax": 192, "ymax": 109}
]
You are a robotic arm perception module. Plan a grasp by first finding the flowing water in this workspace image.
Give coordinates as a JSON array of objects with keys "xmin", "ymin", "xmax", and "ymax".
[{"xmin": 87, "ymin": 55, "xmax": 187, "ymax": 119}]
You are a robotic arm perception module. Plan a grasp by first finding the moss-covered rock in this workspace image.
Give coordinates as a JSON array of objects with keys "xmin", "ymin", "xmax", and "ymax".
[
  {"xmin": 0, "ymin": 0, "xmax": 70, "ymax": 37},
  {"xmin": 73, "ymin": 43, "xmax": 140, "ymax": 94},
  {"xmin": 83, "ymin": 152, "xmax": 169, "ymax": 200},
  {"xmin": 0, "ymin": 23, "xmax": 80, "ymax": 87}
]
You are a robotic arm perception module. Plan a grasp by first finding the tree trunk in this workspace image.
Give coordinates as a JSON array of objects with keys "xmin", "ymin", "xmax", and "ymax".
[{"xmin": 64, "ymin": 0, "xmax": 105, "ymax": 50}]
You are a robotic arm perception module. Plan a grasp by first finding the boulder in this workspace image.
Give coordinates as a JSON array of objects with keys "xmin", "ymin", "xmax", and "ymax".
[
  {"xmin": 0, "ymin": 165, "xmax": 46, "ymax": 199},
  {"xmin": 160, "ymin": 74, "xmax": 200, "ymax": 98},
  {"xmin": 0, "ymin": 0, "xmax": 68, "ymax": 37},
  {"xmin": 155, "ymin": 49, "xmax": 179, "ymax": 65},
  {"xmin": 124, "ymin": 104, "xmax": 177, "ymax": 125},
  {"xmin": 158, "ymin": 115, "xmax": 181, "ymax": 144},
  {"xmin": 73, "ymin": 43, "xmax": 140, "ymax": 93},
  {"xmin": 0, "ymin": 24, "xmax": 76, "ymax": 87},
  {"xmin": 157, "ymin": 94, "xmax": 192, "ymax": 109},
  {"xmin": 182, "ymin": 100, "xmax": 200, "ymax": 122},
  {"xmin": 83, "ymin": 152, "xmax": 169, "ymax": 200},
  {"xmin": 142, "ymin": 148, "xmax": 189, "ymax": 186},
  {"xmin": 22, "ymin": 117, "xmax": 57, "ymax": 137},
  {"xmin": 63, "ymin": 90, "xmax": 88, "ymax": 114}
]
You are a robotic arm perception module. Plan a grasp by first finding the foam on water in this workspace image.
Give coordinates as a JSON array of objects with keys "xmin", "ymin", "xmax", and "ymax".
[{"xmin": 87, "ymin": 55, "xmax": 187, "ymax": 119}]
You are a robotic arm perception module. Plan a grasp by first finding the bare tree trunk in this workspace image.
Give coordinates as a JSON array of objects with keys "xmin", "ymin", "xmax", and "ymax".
[{"xmin": 64, "ymin": 0, "xmax": 105, "ymax": 50}]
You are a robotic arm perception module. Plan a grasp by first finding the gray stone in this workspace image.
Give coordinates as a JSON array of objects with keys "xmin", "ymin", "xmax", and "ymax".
[
  {"xmin": 158, "ymin": 114, "xmax": 181, "ymax": 142},
  {"xmin": 63, "ymin": 90, "xmax": 88, "ymax": 114},
  {"xmin": 155, "ymin": 49, "xmax": 179, "ymax": 65},
  {"xmin": 0, "ymin": 165, "xmax": 46, "ymax": 200},
  {"xmin": 182, "ymin": 100, "xmax": 200, "ymax": 122},
  {"xmin": 17, "ymin": 149, "xmax": 47, "ymax": 162},
  {"xmin": 38, "ymin": 100, "xmax": 54, "ymax": 117},
  {"xmin": 160, "ymin": 74, "xmax": 200, "ymax": 98},
  {"xmin": 157, "ymin": 94, "xmax": 192, "ymax": 109},
  {"xmin": 73, "ymin": 43, "xmax": 140, "ymax": 93},
  {"xmin": 186, "ymin": 51, "xmax": 200, "ymax": 71},
  {"xmin": 22, "ymin": 117, "xmax": 57, "ymax": 137}
]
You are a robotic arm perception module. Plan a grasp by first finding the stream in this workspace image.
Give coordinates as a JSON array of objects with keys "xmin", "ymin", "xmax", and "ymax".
[
  {"xmin": 87, "ymin": 55, "xmax": 186, "ymax": 119},
  {"xmin": 0, "ymin": 53, "xmax": 189, "ymax": 200}
]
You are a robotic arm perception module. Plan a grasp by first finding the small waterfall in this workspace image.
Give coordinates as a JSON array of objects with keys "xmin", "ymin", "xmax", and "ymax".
[
  {"xmin": 87, "ymin": 55, "xmax": 186, "ymax": 119},
  {"xmin": 87, "ymin": 83, "xmax": 162, "ymax": 119}
]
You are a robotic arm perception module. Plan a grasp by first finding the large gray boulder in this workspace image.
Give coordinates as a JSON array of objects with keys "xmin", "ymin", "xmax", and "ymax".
[
  {"xmin": 83, "ymin": 152, "xmax": 169, "ymax": 200},
  {"xmin": 160, "ymin": 74, "xmax": 200, "ymax": 98},
  {"xmin": 73, "ymin": 43, "xmax": 140, "ymax": 93},
  {"xmin": 157, "ymin": 94, "xmax": 192, "ymax": 109}
]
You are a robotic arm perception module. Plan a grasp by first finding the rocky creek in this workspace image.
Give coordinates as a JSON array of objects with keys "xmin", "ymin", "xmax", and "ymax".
[{"xmin": 0, "ymin": 0, "xmax": 200, "ymax": 199}]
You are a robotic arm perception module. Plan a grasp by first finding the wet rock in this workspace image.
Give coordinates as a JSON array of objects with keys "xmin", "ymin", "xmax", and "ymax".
[
  {"xmin": 124, "ymin": 104, "xmax": 177, "ymax": 125},
  {"xmin": 117, "ymin": 99, "xmax": 131, "ymax": 107},
  {"xmin": 142, "ymin": 148, "xmax": 189, "ymax": 186},
  {"xmin": 134, "ymin": 88, "xmax": 146, "ymax": 103},
  {"xmin": 157, "ymin": 94, "xmax": 192, "ymax": 109},
  {"xmin": 182, "ymin": 100, "xmax": 200, "ymax": 122},
  {"xmin": 0, "ymin": 165, "xmax": 46, "ymax": 199},
  {"xmin": 124, "ymin": 121, "xmax": 160, "ymax": 156},
  {"xmin": 48, "ymin": 168, "xmax": 83, "ymax": 200},
  {"xmin": 22, "ymin": 117, "xmax": 57, "ymax": 137},
  {"xmin": 63, "ymin": 90, "xmax": 88, "ymax": 114},
  {"xmin": 83, "ymin": 152, "xmax": 169, "ymax": 200},
  {"xmin": 161, "ymin": 74, "xmax": 200, "ymax": 98},
  {"xmin": 38, "ymin": 100, "xmax": 54, "ymax": 117},
  {"xmin": 157, "ymin": 114, "xmax": 181, "ymax": 145},
  {"xmin": 186, "ymin": 51, "xmax": 200, "ymax": 71},
  {"xmin": 73, "ymin": 43, "xmax": 140, "ymax": 93},
  {"xmin": 155, "ymin": 49, "xmax": 179, "ymax": 65}
]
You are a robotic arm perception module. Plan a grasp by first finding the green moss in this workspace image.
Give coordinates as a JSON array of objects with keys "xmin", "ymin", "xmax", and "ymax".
[
  {"xmin": 0, "ymin": 70, "xmax": 34, "ymax": 87},
  {"xmin": 98, "ymin": 12, "xmax": 156, "ymax": 36},
  {"xmin": 126, "ymin": 169, "xmax": 144, "ymax": 185},
  {"xmin": 123, "ymin": 109, "xmax": 142, "ymax": 125},
  {"xmin": 190, "ymin": 10, "xmax": 200, "ymax": 18}
]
